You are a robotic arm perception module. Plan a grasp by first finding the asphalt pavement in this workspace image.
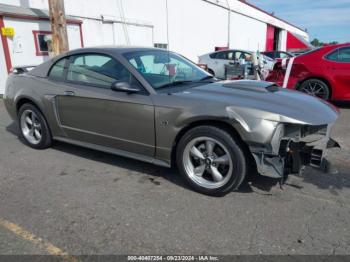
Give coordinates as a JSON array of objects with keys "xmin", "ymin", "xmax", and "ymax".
[{"xmin": 0, "ymin": 100, "xmax": 349, "ymax": 255}]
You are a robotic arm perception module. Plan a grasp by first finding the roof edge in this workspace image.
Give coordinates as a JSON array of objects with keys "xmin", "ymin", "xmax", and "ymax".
[
  {"xmin": 0, "ymin": 3, "xmax": 82, "ymax": 24},
  {"xmin": 239, "ymin": 0, "xmax": 306, "ymax": 33}
]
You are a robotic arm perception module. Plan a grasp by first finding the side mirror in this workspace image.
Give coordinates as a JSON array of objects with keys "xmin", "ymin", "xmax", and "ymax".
[{"xmin": 111, "ymin": 81, "xmax": 140, "ymax": 93}]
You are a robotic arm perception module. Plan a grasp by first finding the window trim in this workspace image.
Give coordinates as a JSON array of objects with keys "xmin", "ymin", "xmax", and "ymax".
[
  {"xmin": 324, "ymin": 47, "xmax": 350, "ymax": 63},
  {"xmin": 48, "ymin": 56, "xmax": 70, "ymax": 81},
  {"xmin": 33, "ymin": 30, "xmax": 51, "ymax": 56},
  {"xmin": 210, "ymin": 51, "xmax": 229, "ymax": 60},
  {"xmin": 123, "ymin": 50, "xmax": 211, "ymax": 92},
  {"xmin": 66, "ymin": 53, "xmax": 119, "ymax": 90},
  {"xmin": 52, "ymin": 52, "xmax": 149, "ymax": 95}
]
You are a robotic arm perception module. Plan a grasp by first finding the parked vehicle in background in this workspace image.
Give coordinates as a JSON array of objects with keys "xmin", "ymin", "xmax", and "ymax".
[
  {"xmin": 262, "ymin": 51, "xmax": 294, "ymax": 60},
  {"xmin": 266, "ymin": 43, "xmax": 350, "ymax": 101},
  {"xmin": 4, "ymin": 47, "xmax": 339, "ymax": 196},
  {"xmin": 198, "ymin": 49, "xmax": 275, "ymax": 79}
]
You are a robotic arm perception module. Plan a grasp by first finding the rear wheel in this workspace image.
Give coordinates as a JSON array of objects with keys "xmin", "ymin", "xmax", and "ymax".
[
  {"xmin": 176, "ymin": 126, "xmax": 247, "ymax": 196},
  {"xmin": 18, "ymin": 103, "xmax": 52, "ymax": 149},
  {"xmin": 299, "ymin": 79, "xmax": 331, "ymax": 100}
]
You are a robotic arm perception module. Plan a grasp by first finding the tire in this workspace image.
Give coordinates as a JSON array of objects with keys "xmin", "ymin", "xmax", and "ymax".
[
  {"xmin": 299, "ymin": 79, "xmax": 331, "ymax": 100},
  {"xmin": 18, "ymin": 103, "xmax": 52, "ymax": 149},
  {"xmin": 176, "ymin": 126, "xmax": 247, "ymax": 196}
]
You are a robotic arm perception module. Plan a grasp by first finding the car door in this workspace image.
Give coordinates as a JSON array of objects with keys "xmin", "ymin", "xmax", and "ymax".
[
  {"xmin": 325, "ymin": 47, "xmax": 350, "ymax": 99},
  {"xmin": 333, "ymin": 47, "xmax": 350, "ymax": 96},
  {"xmin": 54, "ymin": 53, "xmax": 155, "ymax": 157}
]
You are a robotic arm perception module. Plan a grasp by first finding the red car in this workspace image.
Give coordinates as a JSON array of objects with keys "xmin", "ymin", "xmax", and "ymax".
[{"xmin": 267, "ymin": 43, "xmax": 350, "ymax": 101}]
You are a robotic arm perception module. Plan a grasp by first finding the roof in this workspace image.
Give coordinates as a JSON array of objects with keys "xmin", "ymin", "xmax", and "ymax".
[
  {"xmin": 66, "ymin": 46, "xmax": 165, "ymax": 55},
  {"xmin": 328, "ymin": 43, "xmax": 350, "ymax": 48},
  {"xmin": 0, "ymin": 3, "xmax": 81, "ymax": 24},
  {"xmin": 286, "ymin": 32, "xmax": 313, "ymax": 51},
  {"xmin": 239, "ymin": 0, "xmax": 306, "ymax": 33}
]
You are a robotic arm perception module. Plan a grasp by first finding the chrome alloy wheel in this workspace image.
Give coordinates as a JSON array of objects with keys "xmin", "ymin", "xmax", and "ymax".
[
  {"xmin": 20, "ymin": 109, "xmax": 42, "ymax": 145},
  {"xmin": 183, "ymin": 137, "xmax": 233, "ymax": 189},
  {"xmin": 300, "ymin": 81, "xmax": 329, "ymax": 99}
]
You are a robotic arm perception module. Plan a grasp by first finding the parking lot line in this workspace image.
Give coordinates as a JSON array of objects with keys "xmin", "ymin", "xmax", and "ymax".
[{"xmin": 0, "ymin": 218, "xmax": 77, "ymax": 261}]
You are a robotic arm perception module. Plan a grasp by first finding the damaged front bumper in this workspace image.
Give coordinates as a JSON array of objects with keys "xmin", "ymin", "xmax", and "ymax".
[{"xmin": 250, "ymin": 124, "xmax": 340, "ymax": 178}]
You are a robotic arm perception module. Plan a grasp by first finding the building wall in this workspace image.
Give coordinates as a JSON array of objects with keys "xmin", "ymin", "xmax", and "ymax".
[
  {"xmin": 0, "ymin": 0, "xmax": 309, "ymax": 57},
  {"xmin": 0, "ymin": 0, "xmax": 48, "ymax": 10},
  {"xmin": 116, "ymin": 0, "xmax": 266, "ymax": 59},
  {"xmin": 120, "ymin": 0, "xmax": 167, "ymax": 45},
  {"xmin": 0, "ymin": 0, "xmax": 310, "ymax": 94},
  {"xmin": 65, "ymin": 0, "xmax": 155, "ymax": 47},
  {"xmin": 0, "ymin": 30, "xmax": 7, "ymax": 94},
  {"xmin": 67, "ymin": 23, "xmax": 83, "ymax": 50},
  {"xmin": 4, "ymin": 18, "xmax": 51, "ymax": 67},
  {"xmin": 227, "ymin": 0, "xmax": 308, "ymax": 40},
  {"xmin": 230, "ymin": 12, "xmax": 267, "ymax": 52},
  {"xmin": 166, "ymin": 0, "xmax": 229, "ymax": 61},
  {"xmin": 3, "ymin": 17, "xmax": 81, "ymax": 67},
  {"xmin": 0, "ymin": 16, "xmax": 82, "ymax": 94}
]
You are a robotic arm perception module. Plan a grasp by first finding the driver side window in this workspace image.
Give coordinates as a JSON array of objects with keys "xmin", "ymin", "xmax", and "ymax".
[{"xmin": 66, "ymin": 54, "xmax": 142, "ymax": 90}]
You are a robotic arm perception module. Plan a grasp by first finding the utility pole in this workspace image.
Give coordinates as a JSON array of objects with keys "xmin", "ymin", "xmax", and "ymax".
[
  {"xmin": 225, "ymin": 0, "xmax": 231, "ymax": 48},
  {"xmin": 48, "ymin": 0, "xmax": 69, "ymax": 56}
]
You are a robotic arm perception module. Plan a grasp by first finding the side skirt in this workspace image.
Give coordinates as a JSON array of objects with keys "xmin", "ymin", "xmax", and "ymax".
[{"xmin": 53, "ymin": 137, "xmax": 171, "ymax": 168}]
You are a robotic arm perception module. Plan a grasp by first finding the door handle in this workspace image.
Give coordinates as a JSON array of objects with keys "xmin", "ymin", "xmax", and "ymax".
[{"xmin": 64, "ymin": 91, "xmax": 75, "ymax": 96}]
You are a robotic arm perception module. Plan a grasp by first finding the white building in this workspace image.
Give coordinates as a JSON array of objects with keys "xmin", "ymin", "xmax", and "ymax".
[{"xmin": 0, "ymin": 0, "xmax": 310, "ymax": 94}]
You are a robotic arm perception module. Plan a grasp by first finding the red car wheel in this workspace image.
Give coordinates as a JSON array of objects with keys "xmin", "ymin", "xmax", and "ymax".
[{"xmin": 299, "ymin": 79, "xmax": 331, "ymax": 100}]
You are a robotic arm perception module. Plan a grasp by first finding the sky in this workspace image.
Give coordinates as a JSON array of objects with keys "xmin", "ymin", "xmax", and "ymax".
[{"xmin": 247, "ymin": 0, "xmax": 350, "ymax": 43}]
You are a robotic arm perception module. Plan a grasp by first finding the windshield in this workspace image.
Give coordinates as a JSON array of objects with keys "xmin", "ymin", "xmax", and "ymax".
[{"xmin": 123, "ymin": 50, "xmax": 211, "ymax": 90}]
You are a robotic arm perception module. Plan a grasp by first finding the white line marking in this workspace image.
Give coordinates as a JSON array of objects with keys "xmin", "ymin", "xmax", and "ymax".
[{"xmin": 0, "ymin": 218, "xmax": 77, "ymax": 261}]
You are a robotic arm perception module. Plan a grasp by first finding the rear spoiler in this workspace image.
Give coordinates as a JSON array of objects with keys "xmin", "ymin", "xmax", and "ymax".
[{"xmin": 10, "ymin": 65, "xmax": 37, "ymax": 74}]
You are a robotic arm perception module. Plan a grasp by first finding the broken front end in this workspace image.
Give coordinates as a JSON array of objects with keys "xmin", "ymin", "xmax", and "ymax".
[{"xmin": 250, "ymin": 123, "xmax": 340, "ymax": 178}]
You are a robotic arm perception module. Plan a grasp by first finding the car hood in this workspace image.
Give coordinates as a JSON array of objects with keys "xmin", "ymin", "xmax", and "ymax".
[{"xmin": 174, "ymin": 80, "xmax": 339, "ymax": 125}]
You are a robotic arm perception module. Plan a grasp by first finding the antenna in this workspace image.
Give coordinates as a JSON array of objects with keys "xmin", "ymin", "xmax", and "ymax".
[
  {"xmin": 165, "ymin": 0, "xmax": 170, "ymax": 50},
  {"xmin": 225, "ymin": 0, "xmax": 231, "ymax": 48},
  {"xmin": 119, "ymin": 0, "xmax": 130, "ymax": 45},
  {"xmin": 165, "ymin": 0, "xmax": 171, "ymax": 84}
]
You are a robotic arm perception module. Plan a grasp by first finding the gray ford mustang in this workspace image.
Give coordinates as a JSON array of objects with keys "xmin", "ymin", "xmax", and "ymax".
[{"xmin": 4, "ymin": 47, "xmax": 340, "ymax": 196}]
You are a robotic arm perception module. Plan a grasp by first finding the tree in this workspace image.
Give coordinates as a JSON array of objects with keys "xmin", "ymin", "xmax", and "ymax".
[
  {"xmin": 311, "ymin": 38, "xmax": 321, "ymax": 47},
  {"xmin": 311, "ymin": 38, "xmax": 338, "ymax": 47}
]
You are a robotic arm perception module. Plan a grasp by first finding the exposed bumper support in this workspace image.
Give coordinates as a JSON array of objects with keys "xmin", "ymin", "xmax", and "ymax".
[{"xmin": 251, "ymin": 137, "xmax": 340, "ymax": 179}]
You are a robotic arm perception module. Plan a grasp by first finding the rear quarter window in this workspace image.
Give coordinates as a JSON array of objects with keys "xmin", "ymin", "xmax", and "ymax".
[
  {"xmin": 325, "ymin": 50, "xmax": 339, "ymax": 61},
  {"xmin": 210, "ymin": 51, "xmax": 227, "ymax": 59},
  {"xmin": 48, "ymin": 58, "xmax": 68, "ymax": 80},
  {"xmin": 263, "ymin": 52, "xmax": 275, "ymax": 59}
]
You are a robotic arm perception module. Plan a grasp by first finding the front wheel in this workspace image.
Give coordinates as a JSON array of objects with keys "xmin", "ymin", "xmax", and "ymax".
[
  {"xmin": 176, "ymin": 126, "xmax": 247, "ymax": 196},
  {"xmin": 299, "ymin": 79, "xmax": 331, "ymax": 100}
]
